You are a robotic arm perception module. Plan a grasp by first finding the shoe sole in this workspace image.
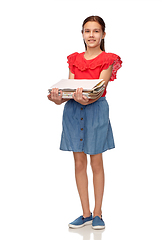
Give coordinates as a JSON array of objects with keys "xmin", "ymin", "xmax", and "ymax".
[
  {"xmin": 68, "ymin": 220, "xmax": 92, "ymax": 229},
  {"xmin": 92, "ymin": 225, "xmax": 105, "ymax": 230}
]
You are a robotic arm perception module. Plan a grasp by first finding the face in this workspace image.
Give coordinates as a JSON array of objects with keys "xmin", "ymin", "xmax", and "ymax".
[{"xmin": 82, "ymin": 21, "xmax": 106, "ymax": 49}]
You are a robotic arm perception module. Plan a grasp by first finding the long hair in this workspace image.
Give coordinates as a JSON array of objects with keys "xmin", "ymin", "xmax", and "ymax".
[{"xmin": 81, "ymin": 16, "xmax": 106, "ymax": 51}]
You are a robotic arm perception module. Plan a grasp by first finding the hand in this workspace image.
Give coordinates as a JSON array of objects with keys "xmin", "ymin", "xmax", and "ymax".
[
  {"xmin": 47, "ymin": 88, "xmax": 63, "ymax": 105},
  {"xmin": 73, "ymin": 88, "xmax": 89, "ymax": 105}
]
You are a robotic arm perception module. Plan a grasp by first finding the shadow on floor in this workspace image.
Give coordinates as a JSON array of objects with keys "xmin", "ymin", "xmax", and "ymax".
[{"xmin": 68, "ymin": 225, "xmax": 105, "ymax": 240}]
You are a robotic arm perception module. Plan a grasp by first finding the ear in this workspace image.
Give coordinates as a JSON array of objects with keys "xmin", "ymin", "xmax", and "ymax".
[
  {"xmin": 82, "ymin": 30, "xmax": 84, "ymax": 40},
  {"xmin": 102, "ymin": 32, "xmax": 106, "ymax": 39}
]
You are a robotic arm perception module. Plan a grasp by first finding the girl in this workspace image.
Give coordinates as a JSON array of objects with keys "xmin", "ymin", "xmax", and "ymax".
[{"xmin": 48, "ymin": 16, "xmax": 122, "ymax": 230}]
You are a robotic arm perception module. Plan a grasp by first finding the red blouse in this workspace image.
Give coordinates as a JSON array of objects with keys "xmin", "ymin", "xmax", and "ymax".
[{"xmin": 67, "ymin": 51, "xmax": 122, "ymax": 97}]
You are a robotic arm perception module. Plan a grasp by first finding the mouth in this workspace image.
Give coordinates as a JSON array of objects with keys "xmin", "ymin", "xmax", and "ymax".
[{"xmin": 88, "ymin": 39, "xmax": 96, "ymax": 43}]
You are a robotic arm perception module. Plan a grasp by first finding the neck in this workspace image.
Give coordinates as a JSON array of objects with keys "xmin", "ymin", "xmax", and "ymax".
[
  {"xmin": 85, "ymin": 46, "xmax": 102, "ymax": 58},
  {"xmin": 84, "ymin": 48, "xmax": 102, "ymax": 60}
]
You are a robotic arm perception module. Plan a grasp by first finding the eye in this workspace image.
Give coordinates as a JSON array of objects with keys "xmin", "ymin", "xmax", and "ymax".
[{"xmin": 85, "ymin": 30, "xmax": 90, "ymax": 33}]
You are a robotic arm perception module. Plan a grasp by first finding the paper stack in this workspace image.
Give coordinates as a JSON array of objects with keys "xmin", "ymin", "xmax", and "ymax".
[{"xmin": 48, "ymin": 79, "xmax": 105, "ymax": 99}]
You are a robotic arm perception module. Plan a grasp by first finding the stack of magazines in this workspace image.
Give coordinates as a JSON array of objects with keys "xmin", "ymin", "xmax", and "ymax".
[{"xmin": 48, "ymin": 79, "xmax": 105, "ymax": 99}]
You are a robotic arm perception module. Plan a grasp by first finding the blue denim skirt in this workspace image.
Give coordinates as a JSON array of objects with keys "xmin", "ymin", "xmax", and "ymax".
[{"xmin": 60, "ymin": 97, "xmax": 115, "ymax": 155}]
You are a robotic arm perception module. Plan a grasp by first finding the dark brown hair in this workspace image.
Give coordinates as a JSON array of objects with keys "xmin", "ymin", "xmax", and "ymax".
[{"xmin": 81, "ymin": 16, "xmax": 106, "ymax": 51}]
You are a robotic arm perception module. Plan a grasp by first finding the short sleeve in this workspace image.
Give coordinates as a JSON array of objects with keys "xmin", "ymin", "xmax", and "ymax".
[
  {"xmin": 101, "ymin": 53, "xmax": 122, "ymax": 81},
  {"xmin": 67, "ymin": 52, "xmax": 79, "ymax": 74}
]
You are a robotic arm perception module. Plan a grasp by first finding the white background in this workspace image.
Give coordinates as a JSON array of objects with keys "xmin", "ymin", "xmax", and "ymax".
[{"xmin": 0, "ymin": 0, "xmax": 162, "ymax": 239}]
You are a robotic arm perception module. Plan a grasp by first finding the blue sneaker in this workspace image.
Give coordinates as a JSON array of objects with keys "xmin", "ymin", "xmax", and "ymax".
[
  {"xmin": 68, "ymin": 213, "xmax": 93, "ymax": 228},
  {"xmin": 92, "ymin": 216, "xmax": 105, "ymax": 230}
]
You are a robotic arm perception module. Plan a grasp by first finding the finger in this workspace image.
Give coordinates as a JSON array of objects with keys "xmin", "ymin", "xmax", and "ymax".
[
  {"xmin": 51, "ymin": 88, "xmax": 59, "ymax": 98},
  {"xmin": 52, "ymin": 88, "xmax": 58, "ymax": 93},
  {"xmin": 82, "ymin": 95, "xmax": 87, "ymax": 99},
  {"xmin": 76, "ymin": 88, "xmax": 79, "ymax": 93},
  {"xmin": 51, "ymin": 88, "xmax": 54, "ymax": 96},
  {"xmin": 82, "ymin": 95, "xmax": 89, "ymax": 101},
  {"xmin": 76, "ymin": 88, "xmax": 79, "ymax": 94},
  {"xmin": 78, "ymin": 87, "xmax": 83, "ymax": 93},
  {"xmin": 76, "ymin": 88, "xmax": 82, "ymax": 97},
  {"xmin": 56, "ymin": 88, "xmax": 60, "ymax": 95},
  {"xmin": 51, "ymin": 89, "xmax": 54, "ymax": 99},
  {"xmin": 73, "ymin": 92, "xmax": 76, "ymax": 98},
  {"xmin": 53, "ymin": 88, "xmax": 58, "ymax": 94},
  {"xmin": 47, "ymin": 94, "xmax": 52, "ymax": 101},
  {"xmin": 75, "ymin": 89, "xmax": 79, "ymax": 97}
]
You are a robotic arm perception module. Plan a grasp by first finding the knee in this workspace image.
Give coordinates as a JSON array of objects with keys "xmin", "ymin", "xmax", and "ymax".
[
  {"xmin": 74, "ymin": 153, "xmax": 87, "ymax": 173},
  {"xmin": 75, "ymin": 159, "xmax": 87, "ymax": 173},
  {"xmin": 90, "ymin": 156, "xmax": 103, "ymax": 174}
]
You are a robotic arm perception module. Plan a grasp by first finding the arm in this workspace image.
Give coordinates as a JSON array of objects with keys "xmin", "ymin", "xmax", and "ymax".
[
  {"xmin": 73, "ymin": 64, "xmax": 113, "ymax": 105},
  {"xmin": 47, "ymin": 69, "xmax": 75, "ymax": 105},
  {"xmin": 99, "ymin": 64, "xmax": 113, "ymax": 89}
]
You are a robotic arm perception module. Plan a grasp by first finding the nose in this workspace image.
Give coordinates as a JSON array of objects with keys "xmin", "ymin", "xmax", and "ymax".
[{"xmin": 90, "ymin": 31, "xmax": 94, "ymax": 37}]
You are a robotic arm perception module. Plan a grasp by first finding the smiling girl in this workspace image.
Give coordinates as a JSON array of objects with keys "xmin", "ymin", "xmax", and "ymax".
[{"xmin": 48, "ymin": 16, "xmax": 122, "ymax": 229}]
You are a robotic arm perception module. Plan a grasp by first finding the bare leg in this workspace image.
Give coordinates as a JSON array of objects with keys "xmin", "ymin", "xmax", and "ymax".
[
  {"xmin": 90, "ymin": 153, "xmax": 105, "ymax": 218},
  {"xmin": 73, "ymin": 152, "xmax": 91, "ymax": 218}
]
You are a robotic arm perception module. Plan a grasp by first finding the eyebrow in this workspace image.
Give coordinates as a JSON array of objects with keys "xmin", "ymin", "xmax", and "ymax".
[{"xmin": 84, "ymin": 28, "xmax": 101, "ymax": 31}]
